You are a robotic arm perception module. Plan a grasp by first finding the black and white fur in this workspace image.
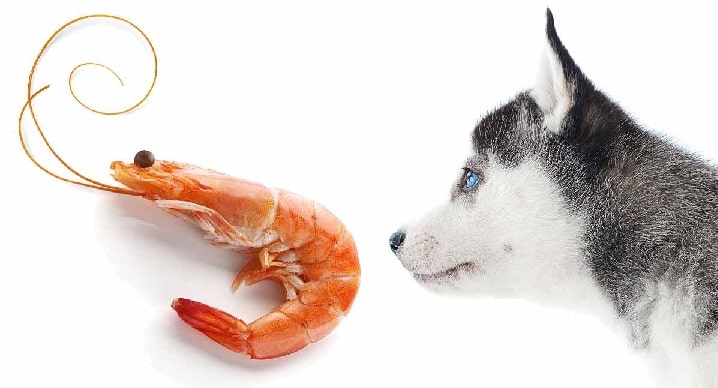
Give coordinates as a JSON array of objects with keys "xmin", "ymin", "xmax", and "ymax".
[{"xmin": 390, "ymin": 9, "xmax": 718, "ymax": 388}]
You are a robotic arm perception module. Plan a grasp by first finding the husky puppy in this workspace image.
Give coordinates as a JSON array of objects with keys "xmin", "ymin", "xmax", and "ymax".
[{"xmin": 390, "ymin": 8, "xmax": 718, "ymax": 388}]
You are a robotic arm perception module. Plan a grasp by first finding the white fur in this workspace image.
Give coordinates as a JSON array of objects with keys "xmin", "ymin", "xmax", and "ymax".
[
  {"xmin": 693, "ymin": 332, "xmax": 718, "ymax": 387},
  {"xmin": 639, "ymin": 283, "xmax": 718, "ymax": 388},
  {"xmin": 398, "ymin": 157, "xmax": 616, "ymax": 318},
  {"xmin": 530, "ymin": 39, "xmax": 574, "ymax": 133}
]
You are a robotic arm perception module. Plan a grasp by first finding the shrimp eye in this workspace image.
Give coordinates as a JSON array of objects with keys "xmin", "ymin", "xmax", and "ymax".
[
  {"xmin": 134, "ymin": 150, "xmax": 155, "ymax": 168},
  {"xmin": 461, "ymin": 168, "xmax": 481, "ymax": 191}
]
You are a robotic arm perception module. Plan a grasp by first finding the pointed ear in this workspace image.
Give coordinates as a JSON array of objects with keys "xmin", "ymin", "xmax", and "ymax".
[{"xmin": 531, "ymin": 9, "xmax": 591, "ymax": 134}]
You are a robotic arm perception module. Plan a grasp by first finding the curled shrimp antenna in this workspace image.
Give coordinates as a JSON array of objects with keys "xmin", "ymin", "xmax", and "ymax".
[{"xmin": 18, "ymin": 14, "xmax": 158, "ymax": 195}]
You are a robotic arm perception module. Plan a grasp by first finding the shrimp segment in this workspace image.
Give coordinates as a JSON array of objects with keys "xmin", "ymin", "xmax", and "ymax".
[{"xmin": 110, "ymin": 159, "xmax": 360, "ymax": 359}]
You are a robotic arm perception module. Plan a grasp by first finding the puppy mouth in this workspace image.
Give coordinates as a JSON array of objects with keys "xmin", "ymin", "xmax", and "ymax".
[{"xmin": 411, "ymin": 262, "xmax": 478, "ymax": 282}]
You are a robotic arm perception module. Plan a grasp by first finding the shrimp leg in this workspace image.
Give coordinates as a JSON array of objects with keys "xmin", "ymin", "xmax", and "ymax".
[
  {"xmin": 157, "ymin": 199, "xmax": 303, "ymax": 294},
  {"xmin": 155, "ymin": 200, "xmax": 258, "ymax": 249},
  {"xmin": 231, "ymin": 259, "xmax": 305, "ymax": 299}
]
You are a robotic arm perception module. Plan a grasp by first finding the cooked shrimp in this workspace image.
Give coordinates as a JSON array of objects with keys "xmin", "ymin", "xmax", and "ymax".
[
  {"xmin": 18, "ymin": 14, "xmax": 359, "ymax": 360},
  {"xmin": 111, "ymin": 152, "xmax": 361, "ymax": 359}
]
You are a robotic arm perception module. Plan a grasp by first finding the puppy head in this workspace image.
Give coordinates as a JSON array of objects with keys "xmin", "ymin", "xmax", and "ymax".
[{"xmin": 390, "ymin": 9, "xmax": 599, "ymax": 297}]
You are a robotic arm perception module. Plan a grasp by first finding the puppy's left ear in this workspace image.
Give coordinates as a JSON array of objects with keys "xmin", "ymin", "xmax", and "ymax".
[{"xmin": 531, "ymin": 8, "xmax": 593, "ymax": 134}]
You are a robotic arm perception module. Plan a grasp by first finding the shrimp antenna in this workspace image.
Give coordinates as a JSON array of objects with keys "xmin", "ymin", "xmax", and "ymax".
[{"xmin": 18, "ymin": 14, "xmax": 159, "ymax": 196}]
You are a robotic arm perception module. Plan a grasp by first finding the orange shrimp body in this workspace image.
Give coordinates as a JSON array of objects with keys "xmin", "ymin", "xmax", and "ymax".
[{"xmin": 110, "ymin": 159, "xmax": 361, "ymax": 359}]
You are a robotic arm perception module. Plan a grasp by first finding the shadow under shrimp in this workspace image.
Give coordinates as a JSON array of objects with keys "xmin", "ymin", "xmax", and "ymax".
[
  {"xmin": 97, "ymin": 194, "xmax": 246, "ymax": 271},
  {"xmin": 94, "ymin": 193, "xmax": 286, "ymax": 305}
]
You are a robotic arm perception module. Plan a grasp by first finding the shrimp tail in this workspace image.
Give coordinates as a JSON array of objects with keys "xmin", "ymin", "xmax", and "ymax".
[
  {"xmin": 172, "ymin": 296, "xmax": 334, "ymax": 359},
  {"xmin": 171, "ymin": 298, "xmax": 251, "ymax": 355}
]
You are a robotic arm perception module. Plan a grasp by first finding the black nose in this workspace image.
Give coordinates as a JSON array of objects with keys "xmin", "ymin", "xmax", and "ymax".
[{"xmin": 389, "ymin": 231, "xmax": 406, "ymax": 253}]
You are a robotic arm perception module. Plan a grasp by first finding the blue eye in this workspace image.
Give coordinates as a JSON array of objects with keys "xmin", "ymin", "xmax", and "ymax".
[{"xmin": 462, "ymin": 168, "xmax": 481, "ymax": 191}]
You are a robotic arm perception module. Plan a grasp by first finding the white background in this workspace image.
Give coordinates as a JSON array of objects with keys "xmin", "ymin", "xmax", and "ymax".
[{"xmin": 2, "ymin": 1, "xmax": 717, "ymax": 387}]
